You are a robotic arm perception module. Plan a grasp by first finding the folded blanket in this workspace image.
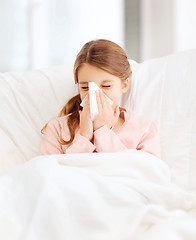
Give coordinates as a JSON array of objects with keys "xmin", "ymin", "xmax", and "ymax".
[{"xmin": 0, "ymin": 149, "xmax": 195, "ymax": 240}]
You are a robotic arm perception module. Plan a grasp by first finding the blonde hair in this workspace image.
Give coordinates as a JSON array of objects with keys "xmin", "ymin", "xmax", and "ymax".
[{"xmin": 41, "ymin": 39, "xmax": 132, "ymax": 145}]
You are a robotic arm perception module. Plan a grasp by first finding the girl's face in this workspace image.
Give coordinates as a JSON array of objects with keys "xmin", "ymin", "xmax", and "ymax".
[{"xmin": 78, "ymin": 63, "xmax": 129, "ymax": 108}]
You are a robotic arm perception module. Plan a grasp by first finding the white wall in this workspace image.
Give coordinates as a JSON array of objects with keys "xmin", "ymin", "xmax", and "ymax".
[
  {"xmin": 2, "ymin": 0, "xmax": 196, "ymax": 70},
  {"xmin": 29, "ymin": 0, "xmax": 50, "ymax": 69},
  {"xmin": 174, "ymin": 0, "xmax": 196, "ymax": 52},
  {"xmin": 140, "ymin": 0, "xmax": 196, "ymax": 62},
  {"xmin": 0, "ymin": 0, "xmax": 29, "ymax": 72},
  {"xmin": 140, "ymin": 0, "xmax": 175, "ymax": 62},
  {"xmin": 0, "ymin": 0, "xmax": 124, "ymax": 71},
  {"xmin": 48, "ymin": 0, "xmax": 124, "ymax": 67}
]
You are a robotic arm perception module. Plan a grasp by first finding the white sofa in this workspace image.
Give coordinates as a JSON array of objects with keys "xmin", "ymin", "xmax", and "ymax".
[{"xmin": 0, "ymin": 49, "xmax": 196, "ymax": 191}]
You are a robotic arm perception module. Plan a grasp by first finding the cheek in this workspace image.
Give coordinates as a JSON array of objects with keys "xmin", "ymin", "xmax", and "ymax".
[{"xmin": 103, "ymin": 90, "xmax": 121, "ymax": 104}]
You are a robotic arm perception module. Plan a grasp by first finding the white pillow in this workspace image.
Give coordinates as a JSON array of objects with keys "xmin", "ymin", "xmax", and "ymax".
[
  {"xmin": 0, "ymin": 64, "xmax": 77, "ymax": 161},
  {"xmin": 123, "ymin": 49, "xmax": 196, "ymax": 191}
]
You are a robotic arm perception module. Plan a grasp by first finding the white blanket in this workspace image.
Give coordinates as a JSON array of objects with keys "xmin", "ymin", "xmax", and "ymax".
[{"xmin": 0, "ymin": 150, "xmax": 196, "ymax": 240}]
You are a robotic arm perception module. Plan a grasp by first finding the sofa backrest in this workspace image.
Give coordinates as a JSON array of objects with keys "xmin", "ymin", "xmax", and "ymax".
[{"xmin": 0, "ymin": 50, "xmax": 196, "ymax": 190}]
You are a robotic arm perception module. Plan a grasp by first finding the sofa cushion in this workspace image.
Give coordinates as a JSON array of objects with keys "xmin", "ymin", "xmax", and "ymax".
[
  {"xmin": 122, "ymin": 49, "xmax": 196, "ymax": 190},
  {"xmin": 0, "ymin": 64, "xmax": 77, "ymax": 160}
]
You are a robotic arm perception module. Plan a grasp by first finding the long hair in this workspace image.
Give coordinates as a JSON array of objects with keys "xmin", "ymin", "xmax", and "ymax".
[{"xmin": 41, "ymin": 39, "xmax": 132, "ymax": 145}]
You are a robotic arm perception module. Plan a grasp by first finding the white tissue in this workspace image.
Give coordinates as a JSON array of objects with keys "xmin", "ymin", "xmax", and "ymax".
[{"xmin": 80, "ymin": 82, "xmax": 113, "ymax": 120}]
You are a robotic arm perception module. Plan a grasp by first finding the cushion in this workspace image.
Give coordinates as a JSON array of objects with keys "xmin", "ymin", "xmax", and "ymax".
[
  {"xmin": 122, "ymin": 49, "xmax": 196, "ymax": 190},
  {"xmin": 0, "ymin": 64, "xmax": 77, "ymax": 160}
]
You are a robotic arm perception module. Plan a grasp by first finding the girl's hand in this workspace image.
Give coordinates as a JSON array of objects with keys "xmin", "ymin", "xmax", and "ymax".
[
  {"xmin": 93, "ymin": 90, "xmax": 120, "ymax": 131},
  {"xmin": 79, "ymin": 95, "xmax": 94, "ymax": 141}
]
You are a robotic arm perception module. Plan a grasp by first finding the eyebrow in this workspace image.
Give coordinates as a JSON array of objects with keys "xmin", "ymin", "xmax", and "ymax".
[
  {"xmin": 79, "ymin": 80, "xmax": 113, "ymax": 85},
  {"xmin": 78, "ymin": 82, "xmax": 88, "ymax": 85}
]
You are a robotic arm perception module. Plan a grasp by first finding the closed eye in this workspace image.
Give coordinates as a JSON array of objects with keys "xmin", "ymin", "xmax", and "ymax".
[
  {"xmin": 81, "ymin": 85, "xmax": 111, "ymax": 90},
  {"xmin": 81, "ymin": 87, "xmax": 89, "ymax": 90}
]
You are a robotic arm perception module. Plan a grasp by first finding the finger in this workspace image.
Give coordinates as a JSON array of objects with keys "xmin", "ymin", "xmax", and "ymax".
[
  {"xmin": 96, "ymin": 90, "xmax": 103, "ymax": 111},
  {"xmin": 83, "ymin": 94, "xmax": 90, "ymax": 107},
  {"xmin": 114, "ymin": 105, "xmax": 120, "ymax": 120},
  {"xmin": 83, "ymin": 94, "xmax": 90, "ymax": 113},
  {"xmin": 100, "ymin": 91, "xmax": 110, "ymax": 110}
]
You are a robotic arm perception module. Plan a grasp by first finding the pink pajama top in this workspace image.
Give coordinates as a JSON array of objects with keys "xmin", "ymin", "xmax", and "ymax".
[{"xmin": 41, "ymin": 110, "xmax": 161, "ymax": 158}]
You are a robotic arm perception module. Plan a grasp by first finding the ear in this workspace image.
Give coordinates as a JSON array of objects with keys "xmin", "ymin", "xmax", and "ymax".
[{"xmin": 121, "ymin": 78, "xmax": 129, "ymax": 93}]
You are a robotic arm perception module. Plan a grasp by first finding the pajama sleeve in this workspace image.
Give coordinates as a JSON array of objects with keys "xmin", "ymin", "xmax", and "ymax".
[
  {"xmin": 136, "ymin": 121, "xmax": 161, "ymax": 158},
  {"xmin": 66, "ymin": 134, "xmax": 95, "ymax": 154},
  {"xmin": 41, "ymin": 119, "xmax": 95, "ymax": 155},
  {"xmin": 41, "ymin": 119, "xmax": 63, "ymax": 154},
  {"xmin": 93, "ymin": 125, "xmax": 127, "ymax": 152}
]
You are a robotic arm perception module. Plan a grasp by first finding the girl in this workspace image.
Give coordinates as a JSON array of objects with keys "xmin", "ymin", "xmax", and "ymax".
[{"xmin": 41, "ymin": 39, "xmax": 161, "ymax": 158}]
